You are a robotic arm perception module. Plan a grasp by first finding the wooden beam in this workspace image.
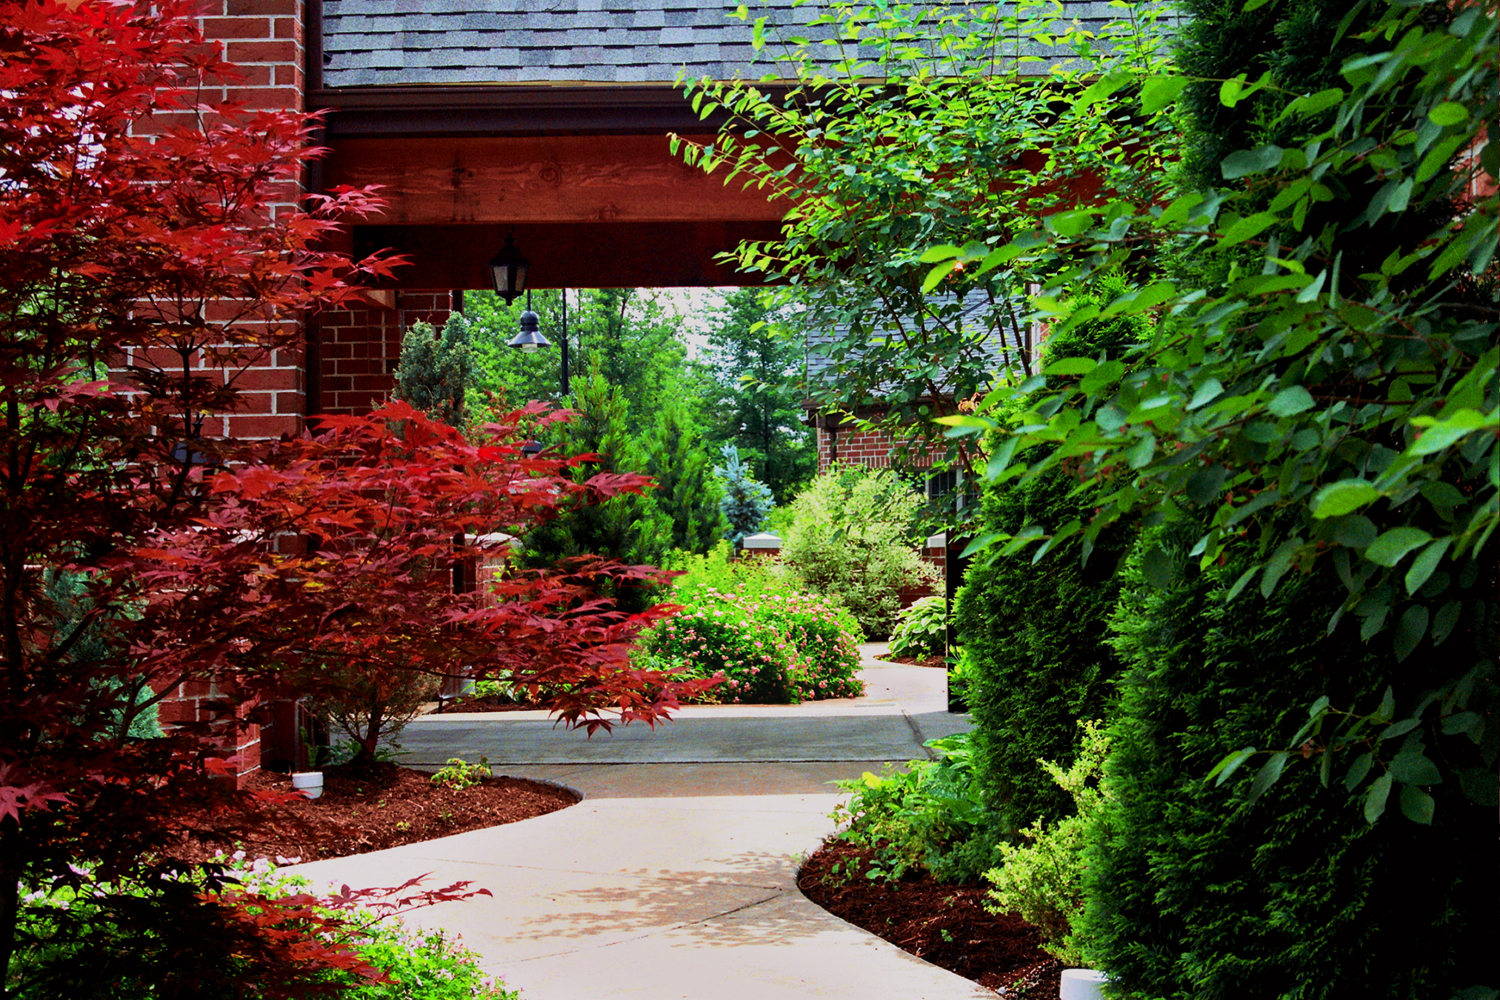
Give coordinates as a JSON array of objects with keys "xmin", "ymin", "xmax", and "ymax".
[
  {"xmin": 325, "ymin": 135, "xmax": 788, "ymax": 226},
  {"xmin": 353, "ymin": 221, "xmax": 786, "ymax": 289}
]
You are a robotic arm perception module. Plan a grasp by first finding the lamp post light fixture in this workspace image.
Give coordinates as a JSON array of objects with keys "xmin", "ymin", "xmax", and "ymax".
[
  {"xmin": 487, "ymin": 234, "xmax": 529, "ymax": 305},
  {"xmin": 507, "ymin": 290, "xmax": 550, "ymax": 352},
  {"xmin": 507, "ymin": 288, "xmax": 571, "ymax": 397}
]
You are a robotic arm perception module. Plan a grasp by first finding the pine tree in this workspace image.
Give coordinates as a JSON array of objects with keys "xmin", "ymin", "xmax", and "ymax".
[
  {"xmin": 714, "ymin": 443, "xmax": 774, "ymax": 548},
  {"xmin": 644, "ymin": 398, "xmax": 727, "ymax": 554},
  {"xmin": 524, "ymin": 359, "xmax": 673, "ymax": 609}
]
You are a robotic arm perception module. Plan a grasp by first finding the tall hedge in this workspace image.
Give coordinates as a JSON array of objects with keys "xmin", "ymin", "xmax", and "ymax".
[
  {"xmin": 954, "ymin": 276, "xmax": 1145, "ymax": 835},
  {"xmin": 1083, "ymin": 530, "xmax": 1495, "ymax": 997}
]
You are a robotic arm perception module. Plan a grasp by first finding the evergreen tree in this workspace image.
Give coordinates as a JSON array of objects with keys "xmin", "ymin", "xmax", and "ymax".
[
  {"xmin": 700, "ymin": 288, "xmax": 815, "ymax": 503},
  {"xmin": 714, "ymin": 443, "xmax": 774, "ymax": 548},
  {"xmin": 524, "ymin": 358, "xmax": 672, "ymax": 609},
  {"xmin": 392, "ymin": 312, "xmax": 473, "ymax": 428},
  {"xmin": 644, "ymin": 398, "xmax": 727, "ymax": 554}
]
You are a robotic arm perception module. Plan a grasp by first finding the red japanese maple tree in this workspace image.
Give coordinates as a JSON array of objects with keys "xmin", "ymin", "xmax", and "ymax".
[{"xmin": 0, "ymin": 3, "xmax": 697, "ymax": 995}]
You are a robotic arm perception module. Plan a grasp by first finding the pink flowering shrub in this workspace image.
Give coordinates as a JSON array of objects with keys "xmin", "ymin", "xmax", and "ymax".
[{"xmin": 639, "ymin": 587, "xmax": 863, "ymax": 704}]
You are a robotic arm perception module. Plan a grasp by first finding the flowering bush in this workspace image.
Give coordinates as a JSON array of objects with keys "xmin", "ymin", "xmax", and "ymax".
[{"xmin": 639, "ymin": 588, "xmax": 863, "ymax": 704}]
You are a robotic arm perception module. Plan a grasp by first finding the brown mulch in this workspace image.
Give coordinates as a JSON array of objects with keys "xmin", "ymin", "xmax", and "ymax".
[
  {"xmin": 169, "ymin": 762, "xmax": 578, "ymax": 864},
  {"xmin": 878, "ymin": 652, "xmax": 948, "ymax": 668},
  {"xmin": 798, "ymin": 839, "xmax": 1063, "ymax": 998}
]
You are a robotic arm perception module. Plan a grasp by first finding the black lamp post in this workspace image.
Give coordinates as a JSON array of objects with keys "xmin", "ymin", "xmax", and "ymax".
[
  {"xmin": 507, "ymin": 288, "xmax": 570, "ymax": 397},
  {"xmin": 487, "ymin": 234, "xmax": 529, "ymax": 305}
]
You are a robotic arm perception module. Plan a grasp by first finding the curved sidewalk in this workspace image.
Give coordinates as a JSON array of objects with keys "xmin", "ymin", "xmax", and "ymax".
[{"xmin": 293, "ymin": 646, "xmax": 989, "ymax": 1000}]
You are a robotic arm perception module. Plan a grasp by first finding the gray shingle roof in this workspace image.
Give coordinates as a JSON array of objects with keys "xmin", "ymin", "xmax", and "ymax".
[{"xmin": 320, "ymin": 0, "xmax": 1126, "ymax": 88}]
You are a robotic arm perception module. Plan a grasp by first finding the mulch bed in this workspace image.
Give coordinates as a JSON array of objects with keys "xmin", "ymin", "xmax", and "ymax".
[
  {"xmin": 878, "ymin": 652, "xmax": 948, "ymax": 668},
  {"xmin": 169, "ymin": 762, "xmax": 578, "ymax": 864},
  {"xmin": 798, "ymin": 839, "xmax": 1062, "ymax": 998}
]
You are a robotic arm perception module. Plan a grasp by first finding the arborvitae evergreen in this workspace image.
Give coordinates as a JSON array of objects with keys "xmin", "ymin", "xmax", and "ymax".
[
  {"xmin": 644, "ymin": 398, "xmax": 727, "ymax": 554},
  {"xmin": 393, "ymin": 313, "xmax": 473, "ymax": 428},
  {"xmin": 954, "ymin": 275, "xmax": 1145, "ymax": 835},
  {"xmin": 1082, "ymin": 527, "xmax": 1494, "ymax": 997}
]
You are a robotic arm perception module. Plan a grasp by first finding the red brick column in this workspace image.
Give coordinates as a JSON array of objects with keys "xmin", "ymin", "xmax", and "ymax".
[
  {"xmin": 149, "ymin": 1, "xmax": 307, "ymax": 783},
  {"xmin": 318, "ymin": 292, "xmax": 453, "ymax": 416}
]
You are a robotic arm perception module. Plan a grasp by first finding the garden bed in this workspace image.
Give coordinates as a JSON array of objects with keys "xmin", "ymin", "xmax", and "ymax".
[
  {"xmin": 798, "ymin": 839, "xmax": 1062, "ymax": 998},
  {"xmin": 169, "ymin": 762, "xmax": 577, "ymax": 863}
]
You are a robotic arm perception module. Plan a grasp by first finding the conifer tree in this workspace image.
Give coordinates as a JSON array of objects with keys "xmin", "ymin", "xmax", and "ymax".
[
  {"xmin": 393, "ymin": 313, "xmax": 474, "ymax": 427},
  {"xmin": 644, "ymin": 398, "xmax": 727, "ymax": 554}
]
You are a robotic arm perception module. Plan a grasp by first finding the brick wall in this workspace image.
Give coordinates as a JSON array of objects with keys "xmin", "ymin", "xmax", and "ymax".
[
  {"xmin": 146, "ymin": 1, "xmax": 308, "ymax": 782},
  {"xmin": 317, "ymin": 292, "xmax": 453, "ymax": 416}
]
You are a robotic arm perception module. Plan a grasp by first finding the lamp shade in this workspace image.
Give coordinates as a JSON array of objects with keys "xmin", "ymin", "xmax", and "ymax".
[
  {"xmin": 487, "ymin": 235, "xmax": 529, "ymax": 304},
  {"xmin": 507, "ymin": 309, "xmax": 550, "ymax": 352}
]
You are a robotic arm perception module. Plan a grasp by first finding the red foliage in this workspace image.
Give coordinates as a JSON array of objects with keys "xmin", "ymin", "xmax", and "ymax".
[{"xmin": 0, "ymin": 2, "xmax": 697, "ymax": 993}]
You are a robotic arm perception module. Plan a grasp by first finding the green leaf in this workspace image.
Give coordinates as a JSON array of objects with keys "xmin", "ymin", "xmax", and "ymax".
[
  {"xmin": 1404, "ymin": 538, "xmax": 1451, "ymax": 595},
  {"xmin": 1312, "ymin": 480, "xmax": 1383, "ymax": 518},
  {"xmin": 1431, "ymin": 600, "xmax": 1462, "ymax": 646},
  {"xmin": 1427, "ymin": 101, "xmax": 1469, "ymax": 126},
  {"xmin": 922, "ymin": 260, "xmax": 959, "ymax": 293},
  {"xmin": 1221, "ymin": 144, "xmax": 1284, "ymax": 180},
  {"xmin": 1363, "ymin": 772, "xmax": 1393, "ymax": 823},
  {"xmin": 1079, "ymin": 359, "xmax": 1126, "ymax": 394},
  {"xmin": 1277, "ymin": 87, "xmax": 1345, "ymax": 121},
  {"xmin": 1398, "ymin": 784, "xmax": 1435, "ymax": 824},
  {"xmin": 1209, "ymin": 746, "xmax": 1258, "ymax": 785},
  {"xmin": 1247, "ymin": 751, "xmax": 1288, "ymax": 802},
  {"xmin": 1077, "ymin": 71, "xmax": 1131, "ymax": 108},
  {"xmin": 1187, "ymin": 378, "xmax": 1224, "ymax": 410},
  {"xmin": 1268, "ymin": 385, "xmax": 1315, "ymax": 416},
  {"xmin": 1140, "ymin": 75, "xmax": 1189, "ymax": 114},
  {"xmin": 1141, "ymin": 544, "xmax": 1175, "ymax": 590},
  {"xmin": 1343, "ymin": 752, "xmax": 1373, "ymax": 792},
  {"xmin": 1408, "ymin": 409, "xmax": 1491, "ymax": 456},
  {"xmin": 1390, "ymin": 751, "xmax": 1442, "ymax": 785},
  {"xmin": 1260, "ymin": 537, "xmax": 1303, "ymax": 597},
  {"xmin": 1047, "ymin": 209, "xmax": 1096, "ymax": 238},
  {"xmin": 1366, "ymin": 527, "xmax": 1433, "ymax": 567},
  {"xmin": 1044, "ymin": 357, "xmax": 1097, "ymax": 376},
  {"xmin": 1219, "ymin": 211, "xmax": 1280, "ymax": 248},
  {"xmin": 1392, "ymin": 604, "xmax": 1429, "ymax": 661},
  {"xmin": 918, "ymin": 244, "xmax": 964, "ymax": 263},
  {"xmin": 1332, "ymin": 514, "xmax": 1378, "ymax": 548}
]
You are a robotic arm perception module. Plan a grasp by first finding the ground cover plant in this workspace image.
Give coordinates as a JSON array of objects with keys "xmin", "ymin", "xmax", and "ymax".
[{"xmin": 0, "ymin": 3, "xmax": 708, "ymax": 992}]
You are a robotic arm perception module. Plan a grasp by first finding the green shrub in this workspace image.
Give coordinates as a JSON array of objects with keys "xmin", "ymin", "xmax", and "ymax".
[
  {"xmin": 1081, "ymin": 531, "xmax": 1495, "ymax": 999},
  {"xmin": 829, "ymin": 732, "xmax": 995, "ymax": 884},
  {"xmin": 983, "ymin": 721, "xmax": 1108, "ymax": 968},
  {"xmin": 11, "ymin": 857, "xmax": 519, "ymax": 1000},
  {"xmin": 639, "ymin": 587, "xmax": 863, "ymax": 704},
  {"xmin": 430, "ymin": 757, "xmax": 491, "ymax": 791},
  {"xmin": 662, "ymin": 541, "xmax": 786, "ymax": 604},
  {"xmin": 888, "ymin": 595, "xmax": 946, "ymax": 659},
  {"xmin": 778, "ymin": 465, "xmax": 939, "ymax": 639},
  {"xmin": 953, "ymin": 276, "xmax": 1143, "ymax": 836}
]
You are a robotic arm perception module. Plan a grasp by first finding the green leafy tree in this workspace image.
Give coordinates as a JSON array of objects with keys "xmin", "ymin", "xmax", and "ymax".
[
  {"xmin": 674, "ymin": 1, "xmax": 1175, "ymax": 480},
  {"xmin": 700, "ymin": 288, "xmax": 815, "ymax": 503},
  {"xmin": 644, "ymin": 398, "xmax": 727, "ymax": 554},
  {"xmin": 921, "ymin": 1, "xmax": 1497, "ymax": 995},
  {"xmin": 392, "ymin": 313, "xmax": 473, "ymax": 428}
]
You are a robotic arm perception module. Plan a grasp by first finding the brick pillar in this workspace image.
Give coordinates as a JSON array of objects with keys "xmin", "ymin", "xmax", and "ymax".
[
  {"xmin": 319, "ymin": 292, "xmax": 453, "ymax": 416},
  {"xmin": 148, "ymin": 1, "xmax": 308, "ymax": 783}
]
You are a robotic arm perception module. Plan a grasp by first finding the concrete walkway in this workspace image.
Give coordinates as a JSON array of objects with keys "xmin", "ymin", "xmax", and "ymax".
[{"xmin": 292, "ymin": 645, "xmax": 989, "ymax": 1000}]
